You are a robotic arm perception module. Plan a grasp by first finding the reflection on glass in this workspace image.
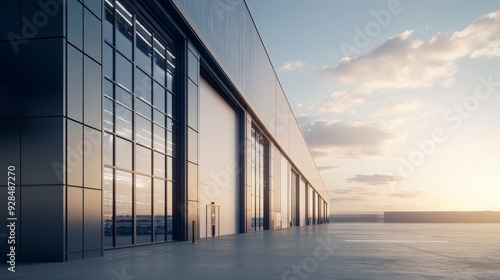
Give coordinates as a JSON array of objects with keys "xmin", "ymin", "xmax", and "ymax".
[
  {"xmin": 136, "ymin": 145, "xmax": 151, "ymax": 175},
  {"xmin": 115, "ymin": 170, "xmax": 132, "ymax": 246},
  {"xmin": 154, "ymin": 109, "xmax": 165, "ymax": 127},
  {"xmin": 167, "ymin": 131, "xmax": 174, "ymax": 157},
  {"xmin": 153, "ymin": 124, "xmax": 165, "ymax": 153},
  {"xmin": 103, "ymin": 133, "xmax": 113, "ymax": 166},
  {"xmin": 104, "ymin": 0, "xmax": 114, "ymax": 44},
  {"xmin": 104, "ymin": 43, "xmax": 113, "ymax": 79},
  {"xmin": 103, "ymin": 97, "xmax": 114, "ymax": 132},
  {"xmin": 153, "ymin": 38, "xmax": 166, "ymax": 86},
  {"xmin": 135, "ymin": 68, "xmax": 152, "ymax": 103},
  {"xmin": 154, "ymin": 179, "xmax": 165, "ymax": 241},
  {"xmin": 136, "ymin": 115, "xmax": 152, "ymax": 147},
  {"xmin": 116, "ymin": 85, "xmax": 133, "ymax": 109},
  {"xmin": 154, "ymin": 152, "xmax": 165, "ymax": 178},
  {"xmin": 136, "ymin": 175, "xmax": 152, "ymax": 244},
  {"xmin": 136, "ymin": 98, "xmax": 152, "ymax": 120},
  {"xmin": 153, "ymin": 82, "xmax": 165, "ymax": 112},
  {"xmin": 115, "ymin": 137, "xmax": 132, "ymax": 170},
  {"xmin": 105, "ymin": 79, "xmax": 114, "ymax": 98},
  {"xmin": 167, "ymin": 181, "xmax": 173, "ymax": 239},
  {"xmin": 116, "ymin": 53, "xmax": 132, "ymax": 91},
  {"xmin": 115, "ymin": 0, "xmax": 132, "ymax": 59},
  {"xmin": 167, "ymin": 92, "xmax": 172, "ymax": 118},
  {"xmin": 167, "ymin": 72, "xmax": 173, "ymax": 92},
  {"xmin": 136, "ymin": 20, "xmax": 152, "ymax": 74},
  {"xmin": 115, "ymin": 103, "xmax": 132, "ymax": 139},
  {"xmin": 166, "ymin": 156, "xmax": 173, "ymax": 181},
  {"xmin": 103, "ymin": 167, "xmax": 113, "ymax": 248}
]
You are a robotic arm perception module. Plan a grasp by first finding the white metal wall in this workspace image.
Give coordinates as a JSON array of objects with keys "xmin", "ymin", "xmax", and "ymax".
[{"xmin": 198, "ymin": 78, "xmax": 239, "ymax": 237}]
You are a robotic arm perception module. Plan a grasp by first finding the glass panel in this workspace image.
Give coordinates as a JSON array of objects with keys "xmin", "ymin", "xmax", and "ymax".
[
  {"xmin": 153, "ymin": 82, "xmax": 165, "ymax": 112},
  {"xmin": 104, "ymin": 79, "xmax": 113, "ymax": 99},
  {"xmin": 103, "ymin": 168, "xmax": 114, "ymax": 248},
  {"xmin": 135, "ymin": 20, "xmax": 152, "ymax": 74},
  {"xmin": 116, "ymin": 52, "xmax": 132, "ymax": 92},
  {"xmin": 104, "ymin": 43, "xmax": 113, "ymax": 79},
  {"xmin": 115, "ymin": 137, "xmax": 132, "ymax": 170},
  {"xmin": 103, "ymin": 132, "xmax": 113, "ymax": 166},
  {"xmin": 153, "ymin": 38, "xmax": 166, "ymax": 86},
  {"xmin": 116, "ymin": 85, "xmax": 133, "ymax": 109},
  {"xmin": 104, "ymin": 0, "xmax": 114, "ymax": 44},
  {"xmin": 154, "ymin": 179, "xmax": 165, "ymax": 241},
  {"xmin": 167, "ymin": 49, "xmax": 176, "ymax": 73},
  {"xmin": 115, "ymin": 0, "xmax": 133, "ymax": 59},
  {"xmin": 136, "ymin": 145, "xmax": 151, "ymax": 175},
  {"xmin": 154, "ymin": 152, "xmax": 165, "ymax": 178},
  {"xmin": 153, "ymin": 109, "xmax": 165, "ymax": 127},
  {"xmin": 115, "ymin": 104, "xmax": 132, "ymax": 139},
  {"xmin": 153, "ymin": 124, "xmax": 165, "ymax": 153},
  {"xmin": 166, "ymin": 92, "xmax": 172, "ymax": 118},
  {"xmin": 103, "ymin": 97, "xmax": 114, "ymax": 132},
  {"xmin": 136, "ymin": 98, "xmax": 152, "ymax": 119},
  {"xmin": 166, "ymin": 181, "xmax": 173, "ymax": 240},
  {"xmin": 136, "ymin": 115, "xmax": 152, "ymax": 147},
  {"xmin": 166, "ymin": 156, "xmax": 173, "ymax": 181},
  {"xmin": 167, "ymin": 72, "xmax": 173, "ymax": 92},
  {"xmin": 167, "ymin": 131, "xmax": 174, "ymax": 157},
  {"xmin": 136, "ymin": 175, "xmax": 152, "ymax": 244},
  {"xmin": 135, "ymin": 68, "xmax": 152, "ymax": 104},
  {"xmin": 115, "ymin": 170, "xmax": 132, "ymax": 246},
  {"xmin": 166, "ymin": 117, "xmax": 173, "ymax": 132}
]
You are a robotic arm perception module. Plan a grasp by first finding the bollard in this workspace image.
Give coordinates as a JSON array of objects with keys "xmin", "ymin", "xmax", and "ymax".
[{"xmin": 192, "ymin": 220, "xmax": 197, "ymax": 244}]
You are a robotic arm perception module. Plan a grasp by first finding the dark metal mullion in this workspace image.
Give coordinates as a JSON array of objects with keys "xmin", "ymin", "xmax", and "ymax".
[{"xmin": 131, "ymin": 11, "xmax": 137, "ymax": 246}]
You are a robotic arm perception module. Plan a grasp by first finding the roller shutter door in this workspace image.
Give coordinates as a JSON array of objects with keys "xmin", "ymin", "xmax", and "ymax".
[{"xmin": 199, "ymin": 78, "xmax": 239, "ymax": 237}]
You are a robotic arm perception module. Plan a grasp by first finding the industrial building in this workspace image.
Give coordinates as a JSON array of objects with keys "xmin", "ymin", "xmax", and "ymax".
[{"xmin": 0, "ymin": 0, "xmax": 329, "ymax": 262}]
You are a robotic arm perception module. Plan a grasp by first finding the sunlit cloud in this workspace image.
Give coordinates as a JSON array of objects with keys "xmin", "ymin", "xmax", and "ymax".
[
  {"xmin": 279, "ymin": 60, "xmax": 306, "ymax": 72},
  {"xmin": 317, "ymin": 165, "xmax": 341, "ymax": 172},
  {"xmin": 372, "ymin": 97, "xmax": 426, "ymax": 117},
  {"xmin": 302, "ymin": 120, "xmax": 397, "ymax": 158},
  {"xmin": 312, "ymin": 90, "xmax": 367, "ymax": 113},
  {"xmin": 324, "ymin": 11, "xmax": 500, "ymax": 90},
  {"xmin": 390, "ymin": 191, "xmax": 422, "ymax": 199},
  {"xmin": 347, "ymin": 174, "xmax": 403, "ymax": 186}
]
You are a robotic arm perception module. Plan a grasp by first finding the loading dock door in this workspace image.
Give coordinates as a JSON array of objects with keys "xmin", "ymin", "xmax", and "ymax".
[{"xmin": 198, "ymin": 78, "xmax": 239, "ymax": 237}]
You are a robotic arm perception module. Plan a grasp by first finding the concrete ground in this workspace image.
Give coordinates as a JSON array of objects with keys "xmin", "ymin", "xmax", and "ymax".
[{"xmin": 1, "ymin": 223, "xmax": 500, "ymax": 279}]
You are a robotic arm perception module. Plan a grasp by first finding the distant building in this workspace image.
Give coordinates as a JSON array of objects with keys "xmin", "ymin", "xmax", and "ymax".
[
  {"xmin": 330, "ymin": 214, "xmax": 383, "ymax": 223},
  {"xmin": 384, "ymin": 211, "xmax": 500, "ymax": 223}
]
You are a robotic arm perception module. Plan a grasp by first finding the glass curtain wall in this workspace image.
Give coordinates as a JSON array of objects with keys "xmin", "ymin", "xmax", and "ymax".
[
  {"xmin": 103, "ymin": 0, "xmax": 177, "ymax": 248},
  {"xmin": 251, "ymin": 127, "xmax": 268, "ymax": 231}
]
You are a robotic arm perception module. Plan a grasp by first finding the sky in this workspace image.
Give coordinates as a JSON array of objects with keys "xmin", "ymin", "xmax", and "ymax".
[{"xmin": 246, "ymin": 0, "xmax": 500, "ymax": 213}]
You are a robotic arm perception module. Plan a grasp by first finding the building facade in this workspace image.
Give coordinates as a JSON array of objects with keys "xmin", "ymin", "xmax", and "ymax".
[{"xmin": 0, "ymin": 0, "xmax": 329, "ymax": 262}]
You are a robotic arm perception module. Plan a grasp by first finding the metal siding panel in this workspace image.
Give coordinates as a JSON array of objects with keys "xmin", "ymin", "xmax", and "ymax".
[
  {"xmin": 198, "ymin": 79, "xmax": 239, "ymax": 237},
  {"xmin": 173, "ymin": 0, "xmax": 330, "ymax": 207}
]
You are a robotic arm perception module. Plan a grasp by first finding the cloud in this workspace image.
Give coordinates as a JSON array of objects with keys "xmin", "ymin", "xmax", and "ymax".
[
  {"xmin": 347, "ymin": 174, "xmax": 403, "ymax": 186},
  {"xmin": 390, "ymin": 191, "xmax": 422, "ymax": 199},
  {"xmin": 372, "ymin": 97, "xmax": 426, "ymax": 117},
  {"xmin": 302, "ymin": 120, "xmax": 397, "ymax": 158},
  {"xmin": 325, "ymin": 11, "xmax": 500, "ymax": 90},
  {"xmin": 279, "ymin": 60, "xmax": 306, "ymax": 72},
  {"xmin": 312, "ymin": 91, "xmax": 366, "ymax": 113},
  {"xmin": 330, "ymin": 187, "xmax": 379, "ymax": 203},
  {"xmin": 317, "ymin": 165, "xmax": 341, "ymax": 172},
  {"xmin": 332, "ymin": 189, "xmax": 354, "ymax": 195}
]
